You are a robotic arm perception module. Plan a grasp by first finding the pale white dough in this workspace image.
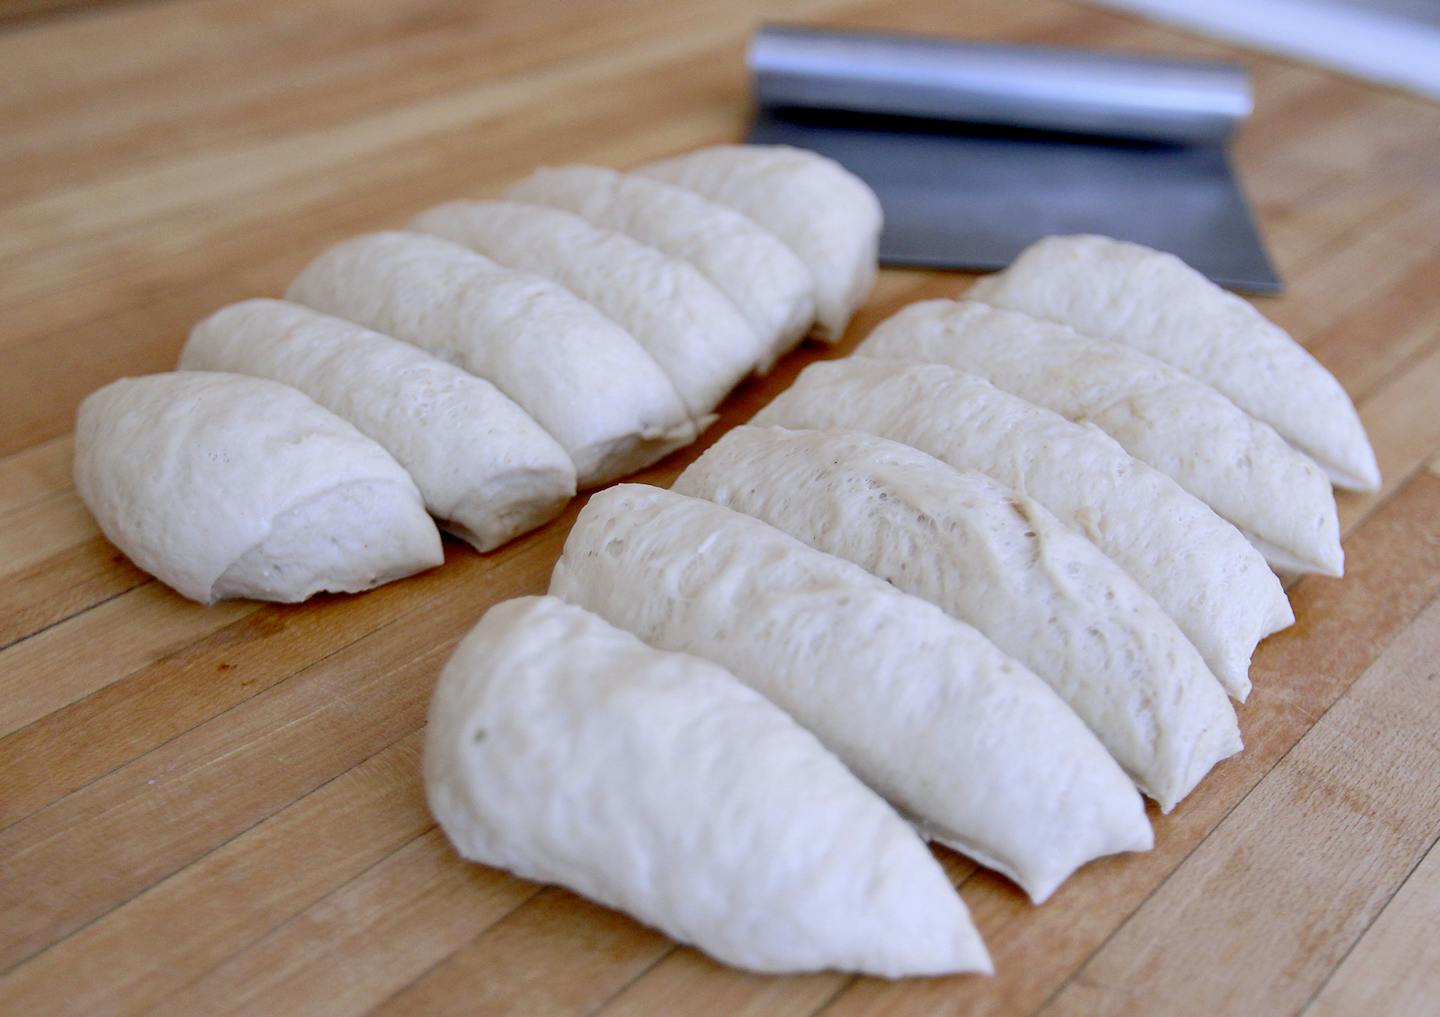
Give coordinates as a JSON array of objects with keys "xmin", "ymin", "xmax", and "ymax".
[
  {"xmin": 968, "ymin": 234, "xmax": 1379, "ymax": 492},
  {"xmin": 550, "ymin": 485, "xmax": 1152, "ymax": 902},
  {"xmin": 73, "ymin": 371, "xmax": 442, "ymax": 604},
  {"xmin": 286, "ymin": 231, "xmax": 696, "ymax": 487},
  {"xmin": 425, "ymin": 595, "xmax": 991, "ymax": 977},
  {"xmin": 409, "ymin": 200, "xmax": 763, "ymax": 420},
  {"xmin": 181, "ymin": 299, "xmax": 576, "ymax": 551},
  {"xmin": 752, "ymin": 359, "xmax": 1293, "ymax": 700},
  {"xmin": 507, "ymin": 166, "xmax": 815, "ymax": 370},
  {"xmin": 860, "ymin": 299, "xmax": 1343, "ymax": 576},
  {"xmin": 675, "ymin": 426, "xmax": 1240, "ymax": 808},
  {"xmin": 637, "ymin": 144, "xmax": 882, "ymax": 341}
]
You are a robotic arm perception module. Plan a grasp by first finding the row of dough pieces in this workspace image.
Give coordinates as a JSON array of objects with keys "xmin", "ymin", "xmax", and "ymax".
[
  {"xmin": 74, "ymin": 145, "xmax": 885, "ymax": 603},
  {"xmin": 425, "ymin": 236, "xmax": 1378, "ymax": 978}
]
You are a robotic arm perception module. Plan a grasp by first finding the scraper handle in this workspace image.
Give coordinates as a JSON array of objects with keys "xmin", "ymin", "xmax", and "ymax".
[{"xmin": 750, "ymin": 24, "xmax": 1252, "ymax": 145}]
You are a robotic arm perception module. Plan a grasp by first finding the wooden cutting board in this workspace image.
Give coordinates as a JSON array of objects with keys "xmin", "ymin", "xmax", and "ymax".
[{"xmin": 2, "ymin": 1, "xmax": 1438, "ymax": 1014}]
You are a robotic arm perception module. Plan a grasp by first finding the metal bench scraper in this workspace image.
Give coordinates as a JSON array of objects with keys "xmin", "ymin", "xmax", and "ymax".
[{"xmin": 746, "ymin": 24, "xmax": 1280, "ymax": 292}]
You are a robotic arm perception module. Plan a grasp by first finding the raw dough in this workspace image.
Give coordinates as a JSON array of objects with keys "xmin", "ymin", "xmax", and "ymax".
[
  {"xmin": 637, "ymin": 144, "xmax": 881, "ymax": 341},
  {"xmin": 73, "ymin": 371, "xmax": 442, "ymax": 604},
  {"xmin": 860, "ymin": 299, "xmax": 1343, "ymax": 576},
  {"xmin": 550, "ymin": 485, "xmax": 1153, "ymax": 902},
  {"xmin": 410, "ymin": 200, "xmax": 763, "ymax": 420},
  {"xmin": 752, "ymin": 358, "xmax": 1293, "ymax": 699},
  {"xmin": 508, "ymin": 166, "xmax": 814, "ymax": 369},
  {"xmin": 182, "ymin": 299, "xmax": 576, "ymax": 551},
  {"xmin": 675, "ymin": 425, "xmax": 1241, "ymax": 807},
  {"xmin": 969, "ymin": 234, "xmax": 1379, "ymax": 491},
  {"xmin": 287, "ymin": 231, "xmax": 696, "ymax": 487},
  {"xmin": 425, "ymin": 595, "xmax": 991, "ymax": 977}
]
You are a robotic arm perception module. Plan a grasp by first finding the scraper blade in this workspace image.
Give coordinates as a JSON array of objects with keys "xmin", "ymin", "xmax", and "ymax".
[{"xmin": 746, "ymin": 26, "xmax": 1280, "ymax": 293}]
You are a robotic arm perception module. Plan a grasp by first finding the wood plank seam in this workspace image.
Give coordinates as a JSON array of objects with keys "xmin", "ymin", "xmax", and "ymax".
[
  {"xmin": 1350, "ymin": 328, "xmax": 1440, "ymax": 406},
  {"xmin": 817, "ymin": 481, "xmax": 1434, "ymax": 1008},
  {"xmin": 154, "ymin": 822, "xmax": 451, "ymax": 1009},
  {"xmin": 1035, "ymin": 589, "xmax": 1440, "ymax": 1014},
  {"xmin": 0, "ymin": 0, "xmax": 167, "ymax": 31},
  {"xmin": 0, "ymin": 522, "xmax": 565, "ymax": 840},
  {"xmin": 0, "ymin": 718, "xmax": 424, "ymax": 981},
  {"xmin": 575, "ymin": 942, "xmax": 678, "ymax": 1017},
  {"xmin": 353, "ymin": 877, "xmax": 550, "ymax": 1015},
  {"xmin": 0, "ymin": 593, "xmax": 434, "ymax": 855},
  {"xmin": 804, "ymin": 974, "xmax": 860, "ymax": 1017},
  {"xmin": 1335, "ymin": 457, "xmax": 1440, "ymax": 545},
  {"xmin": 0, "ymin": 576, "xmax": 152, "ymax": 656},
  {"xmin": 0, "ymin": 596, "xmax": 406, "ymax": 836},
  {"xmin": 1014, "ymin": 590, "xmax": 1440, "ymax": 1017},
  {"xmin": 0, "ymin": 531, "xmax": 511, "ymax": 818},
  {"xmin": 1296, "ymin": 822, "xmax": 1440, "ymax": 1014},
  {"xmin": 0, "ymin": 490, "xmax": 65, "ymax": 525},
  {"xmin": 802, "ymin": 551, "xmax": 1440, "ymax": 1017}
]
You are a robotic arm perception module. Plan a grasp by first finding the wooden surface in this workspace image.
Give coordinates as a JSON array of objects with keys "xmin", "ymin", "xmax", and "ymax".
[{"xmin": 2, "ymin": 1, "xmax": 1438, "ymax": 1014}]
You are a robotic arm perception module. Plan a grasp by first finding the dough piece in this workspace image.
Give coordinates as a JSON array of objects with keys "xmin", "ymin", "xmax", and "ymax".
[
  {"xmin": 409, "ymin": 200, "xmax": 763, "ymax": 420},
  {"xmin": 550, "ymin": 485, "xmax": 1153, "ymax": 902},
  {"xmin": 286, "ymin": 231, "xmax": 696, "ymax": 487},
  {"xmin": 860, "ymin": 299, "xmax": 1343, "ymax": 576},
  {"xmin": 507, "ymin": 166, "xmax": 815, "ymax": 370},
  {"xmin": 426, "ymin": 595, "xmax": 990, "ymax": 977},
  {"xmin": 181, "ymin": 299, "xmax": 576, "ymax": 552},
  {"xmin": 637, "ymin": 144, "xmax": 882, "ymax": 341},
  {"xmin": 968, "ymin": 234, "xmax": 1379, "ymax": 492},
  {"xmin": 753, "ymin": 359, "xmax": 1293, "ymax": 700},
  {"xmin": 73, "ymin": 371, "xmax": 442, "ymax": 604},
  {"xmin": 675, "ymin": 426, "xmax": 1240, "ymax": 807}
]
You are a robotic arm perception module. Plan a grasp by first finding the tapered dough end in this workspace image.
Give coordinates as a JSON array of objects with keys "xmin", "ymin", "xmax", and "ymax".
[
  {"xmin": 425, "ymin": 595, "xmax": 990, "ymax": 978},
  {"xmin": 1150, "ymin": 708, "xmax": 1244, "ymax": 814},
  {"xmin": 213, "ymin": 479, "xmax": 443, "ymax": 602},
  {"xmin": 1265, "ymin": 591, "xmax": 1297, "ymax": 638},
  {"xmin": 1216, "ymin": 591, "xmax": 1294, "ymax": 703},
  {"xmin": 1220, "ymin": 666, "xmax": 1253, "ymax": 705},
  {"xmin": 439, "ymin": 470, "xmax": 574, "ymax": 553},
  {"xmin": 872, "ymin": 891, "xmax": 993, "ymax": 977},
  {"xmin": 1324, "ymin": 436, "xmax": 1381, "ymax": 492},
  {"xmin": 967, "ymin": 235, "xmax": 1380, "ymax": 495},
  {"xmin": 1022, "ymin": 800, "xmax": 1154, "ymax": 905},
  {"xmin": 1249, "ymin": 531, "xmax": 1345, "ymax": 579},
  {"xmin": 928, "ymin": 756, "xmax": 1154, "ymax": 905},
  {"xmin": 1242, "ymin": 481, "xmax": 1344, "ymax": 580},
  {"xmin": 813, "ymin": 819, "xmax": 993, "ymax": 977},
  {"xmin": 570, "ymin": 417, "xmax": 700, "ymax": 489}
]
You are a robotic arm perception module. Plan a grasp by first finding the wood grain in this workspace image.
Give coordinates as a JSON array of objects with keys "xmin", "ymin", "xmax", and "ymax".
[
  {"xmin": 1, "ymin": 1, "xmax": 1437, "ymax": 1015},
  {"xmin": 1038, "ymin": 594, "xmax": 1440, "ymax": 1016},
  {"xmin": 1305, "ymin": 834, "xmax": 1440, "ymax": 1017}
]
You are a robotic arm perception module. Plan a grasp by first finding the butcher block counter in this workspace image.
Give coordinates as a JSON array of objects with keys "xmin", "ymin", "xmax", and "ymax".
[{"xmin": 2, "ymin": 1, "xmax": 1438, "ymax": 1014}]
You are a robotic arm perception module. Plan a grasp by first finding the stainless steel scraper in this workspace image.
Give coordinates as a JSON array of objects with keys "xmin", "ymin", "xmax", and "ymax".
[{"xmin": 746, "ymin": 24, "xmax": 1281, "ymax": 293}]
